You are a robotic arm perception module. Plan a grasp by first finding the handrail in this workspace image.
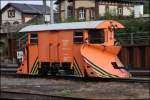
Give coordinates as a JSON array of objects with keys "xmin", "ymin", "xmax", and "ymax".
[
  {"xmin": 57, "ymin": 43, "xmax": 60, "ymax": 61},
  {"xmin": 49, "ymin": 43, "xmax": 52, "ymax": 61}
]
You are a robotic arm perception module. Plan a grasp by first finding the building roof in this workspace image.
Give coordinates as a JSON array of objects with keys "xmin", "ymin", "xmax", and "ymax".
[
  {"xmin": 2, "ymin": 3, "xmax": 51, "ymax": 14},
  {"xmin": 55, "ymin": 0, "xmax": 145, "ymax": 4},
  {"xmin": 19, "ymin": 20, "xmax": 124, "ymax": 32}
]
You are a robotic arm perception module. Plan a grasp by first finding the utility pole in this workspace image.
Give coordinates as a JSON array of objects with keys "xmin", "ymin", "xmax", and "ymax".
[
  {"xmin": 64, "ymin": 0, "xmax": 68, "ymax": 20},
  {"xmin": 43, "ymin": 0, "xmax": 47, "ymax": 23},
  {"xmin": 0, "ymin": 10, "xmax": 2, "ymax": 25},
  {"xmin": 50, "ymin": 0, "xmax": 54, "ymax": 24}
]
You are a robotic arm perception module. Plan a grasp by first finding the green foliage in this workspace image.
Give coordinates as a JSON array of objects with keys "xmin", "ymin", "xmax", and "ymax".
[
  {"xmin": 144, "ymin": 3, "xmax": 150, "ymax": 14},
  {"xmin": 27, "ymin": 15, "xmax": 45, "ymax": 25},
  {"xmin": 63, "ymin": 16, "xmax": 78, "ymax": 23},
  {"xmin": 61, "ymin": 90, "xmax": 72, "ymax": 96},
  {"xmin": 96, "ymin": 10, "xmax": 150, "ymax": 45},
  {"xmin": 104, "ymin": 9, "xmax": 118, "ymax": 20},
  {"xmin": 96, "ymin": 9, "xmax": 133, "ymax": 21},
  {"xmin": 96, "ymin": 9, "xmax": 150, "ymax": 33},
  {"xmin": 118, "ymin": 18, "xmax": 150, "ymax": 33},
  {"xmin": 79, "ymin": 88, "xmax": 94, "ymax": 92},
  {"xmin": 116, "ymin": 18, "xmax": 150, "ymax": 45}
]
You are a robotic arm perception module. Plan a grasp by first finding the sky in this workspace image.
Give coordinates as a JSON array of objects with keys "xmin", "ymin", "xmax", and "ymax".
[{"xmin": 0, "ymin": 0, "xmax": 57, "ymax": 9}]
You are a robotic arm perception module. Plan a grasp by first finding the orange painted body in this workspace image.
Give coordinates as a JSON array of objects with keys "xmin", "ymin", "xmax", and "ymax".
[
  {"xmin": 81, "ymin": 44, "xmax": 130, "ymax": 78},
  {"xmin": 17, "ymin": 20, "xmax": 131, "ymax": 78}
]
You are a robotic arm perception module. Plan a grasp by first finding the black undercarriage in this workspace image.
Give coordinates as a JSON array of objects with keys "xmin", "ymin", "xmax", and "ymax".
[{"xmin": 39, "ymin": 62, "xmax": 74, "ymax": 76}]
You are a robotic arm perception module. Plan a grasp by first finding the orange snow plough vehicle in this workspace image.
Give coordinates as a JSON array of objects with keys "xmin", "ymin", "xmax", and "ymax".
[{"xmin": 17, "ymin": 20, "xmax": 131, "ymax": 78}]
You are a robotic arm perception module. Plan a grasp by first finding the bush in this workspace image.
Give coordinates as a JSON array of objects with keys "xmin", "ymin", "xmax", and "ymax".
[
  {"xmin": 96, "ymin": 10, "xmax": 149, "ymax": 33},
  {"xmin": 118, "ymin": 18, "xmax": 150, "ymax": 33},
  {"xmin": 63, "ymin": 16, "xmax": 78, "ymax": 23}
]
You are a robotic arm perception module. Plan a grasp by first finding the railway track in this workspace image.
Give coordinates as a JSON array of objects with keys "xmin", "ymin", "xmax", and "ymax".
[
  {"xmin": 1, "ymin": 73, "xmax": 149, "ymax": 83},
  {"xmin": 129, "ymin": 70, "xmax": 150, "ymax": 78},
  {"xmin": 1, "ymin": 65, "xmax": 149, "ymax": 83},
  {"xmin": 0, "ymin": 64, "xmax": 18, "ymax": 75},
  {"xmin": 0, "ymin": 90, "xmax": 87, "ymax": 100}
]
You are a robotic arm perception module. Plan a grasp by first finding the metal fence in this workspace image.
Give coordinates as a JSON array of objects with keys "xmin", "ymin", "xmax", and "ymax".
[{"xmin": 117, "ymin": 32, "xmax": 150, "ymax": 45}]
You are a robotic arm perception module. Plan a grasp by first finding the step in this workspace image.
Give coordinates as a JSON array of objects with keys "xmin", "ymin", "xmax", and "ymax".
[
  {"xmin": 0, "ymin": 71, "xmax": 17, "ymax": 75},
  {"xmin": 0, "ymin": 64, "xmax": 19, "ymax": 68}
]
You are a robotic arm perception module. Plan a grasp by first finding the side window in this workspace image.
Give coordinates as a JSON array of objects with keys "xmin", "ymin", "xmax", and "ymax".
[
  {"xmin": 73, "ymin": 31, "xmax": 83, "ymax": 43},
  {"xmin": 88, "ymin": 30, "xmax": 104, "ymax": 44},
  {"xmin": 30, "ymin": 33, "xmax": 38, "ymax": 44}
]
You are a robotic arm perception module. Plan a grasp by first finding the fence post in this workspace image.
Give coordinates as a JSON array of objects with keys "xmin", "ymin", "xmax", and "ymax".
[{"xmin": 130, "ymin": 33, "xmax": 134, "ymax": 45}]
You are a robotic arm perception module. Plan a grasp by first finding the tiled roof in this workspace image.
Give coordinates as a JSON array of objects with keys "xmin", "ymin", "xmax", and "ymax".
[{"xmin": 2, "ymin": 3, "xmax": 51, "ymax": 14}]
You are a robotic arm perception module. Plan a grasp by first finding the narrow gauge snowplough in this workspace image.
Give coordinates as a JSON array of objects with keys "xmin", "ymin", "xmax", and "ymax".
[{"xmin": 17, "ymin": 20, "xmax": 131, "ymax": 78}]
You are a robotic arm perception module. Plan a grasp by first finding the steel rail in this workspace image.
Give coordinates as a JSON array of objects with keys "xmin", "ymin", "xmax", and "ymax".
[
  {"xmin": 0, "ymin": 90, "xmax": 87, "ymax": 100},
  {"xmin": 1, "ymin": 73, "xmax": 149, "ymax": 83},
  {"xmin": 1, "ymin": 65, "xmax": 149, "ymax": 83}
]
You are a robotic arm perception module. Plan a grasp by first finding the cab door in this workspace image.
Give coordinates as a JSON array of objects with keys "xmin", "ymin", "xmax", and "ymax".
[
  {"xmin": 49, "ymin": 31, "xmax": 73, "ymax": 63},
  {"xmin": 59, "ymin": 31, "xmax": 73, "ymax": 62},
  {"xmin": 49, "ymin": 32, "xmax": 59, "ymax": 62}
]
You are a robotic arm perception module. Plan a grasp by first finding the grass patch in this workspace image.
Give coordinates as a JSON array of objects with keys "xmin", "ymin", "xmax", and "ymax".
[
  {"xmin": 61, "ymin": 89, "xmax": 72, "ymax": 96},
  {"xmin": 79, "ymin": 87, "xmax": 94, "ymax": 92}
]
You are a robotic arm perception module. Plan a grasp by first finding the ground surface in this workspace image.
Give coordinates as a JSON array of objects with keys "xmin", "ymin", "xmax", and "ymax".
[{"xmin": 1, "ymin": 76, "xmax": 150, "ymax": 99}]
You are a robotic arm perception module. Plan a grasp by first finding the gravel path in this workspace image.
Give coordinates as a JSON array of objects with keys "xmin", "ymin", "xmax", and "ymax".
[{"xmin": 1, "ymin": 76, "xmax": 150, "ymax": 99}]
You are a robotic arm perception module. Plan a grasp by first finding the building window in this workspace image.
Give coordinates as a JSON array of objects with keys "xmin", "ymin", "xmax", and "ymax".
[
  {"xmin": 90, "ymin": 8, "xmax": 95, "ymax": 20},
  {"xmin": 68, "ymin": 6, "xmax": 73, "ymax": 17},
  {"xmin": 73, "ymin": 31, "xmax": 83, "ymax": 43},
  {"xmin": 8, "ymin": 9, "xmax": 15, "ymax": 18},
  {"xmin": 105, "ymin": 5, "xmax": 109, "ymax": 13},
  {"xmin": 30, "ymin": 33, "xmax": 38, "ymax": 44},
  {"xmin": 79, "ymin": 8, "xmax": 85, "ymax": 20},
  {"xmin": 118, "ymin": 7, "xmax": 123, "ymax": 15}
]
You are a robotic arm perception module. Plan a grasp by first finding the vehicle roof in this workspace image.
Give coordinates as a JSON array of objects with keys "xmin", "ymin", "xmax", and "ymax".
[{"xmin": 19, "ymin": 20, "xmax": 124, "ymax": 32}]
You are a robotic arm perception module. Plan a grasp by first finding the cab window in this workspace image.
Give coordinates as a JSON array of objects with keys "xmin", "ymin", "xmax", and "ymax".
[
  {"xmin": 73, "ymin": 31, "xmax": 83, "ymax": 43},
  {"xmin": 30, "ymin": 33, "xmax": 38, "ymax": 44},
  {"xmin": 88, "ymin": 30, "xmax": 104, "ymax": 44}
]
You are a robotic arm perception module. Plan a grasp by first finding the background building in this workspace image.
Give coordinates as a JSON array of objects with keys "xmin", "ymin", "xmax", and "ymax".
[
  {"xmin": 1, "ymin": 3, "xmax": 51, "ymax": 25},
  {"xmin": 55, "ymin": 0, "xmax": 144, "ymax": 21}
]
